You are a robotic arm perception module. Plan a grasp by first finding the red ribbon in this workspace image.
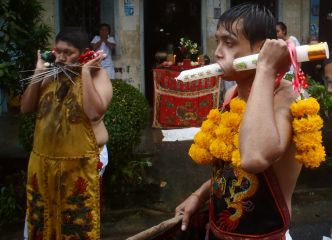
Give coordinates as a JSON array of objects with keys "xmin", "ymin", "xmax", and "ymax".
[
  {"xmin": 78, "ymin": 50, "xmax": 98, "ymax": 64},
  {"xmin": 287, "ymin": 43, "xmax": 308, "ymax": 93}
]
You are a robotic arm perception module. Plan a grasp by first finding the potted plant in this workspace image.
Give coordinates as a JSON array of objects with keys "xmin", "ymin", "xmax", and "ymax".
[{"xmin": 178, "ymin": 37, "xmax": 199, "ymax": 66}]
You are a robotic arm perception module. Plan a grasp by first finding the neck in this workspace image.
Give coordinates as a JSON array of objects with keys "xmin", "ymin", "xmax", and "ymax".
[{"xmin": 235, "ymin": 74, "xmax": 255, "ymax": 102}]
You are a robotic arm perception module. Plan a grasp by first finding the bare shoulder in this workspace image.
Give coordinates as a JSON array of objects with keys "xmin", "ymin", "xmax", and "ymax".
[{"xmin": 274, "ymin": 80, "xmax": 299, "ymax": 107}]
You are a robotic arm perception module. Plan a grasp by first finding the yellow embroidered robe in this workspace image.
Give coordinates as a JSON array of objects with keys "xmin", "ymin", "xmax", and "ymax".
[{"xmin": 26, "ymin": 74, "xmax": 100, "ymax": 239}]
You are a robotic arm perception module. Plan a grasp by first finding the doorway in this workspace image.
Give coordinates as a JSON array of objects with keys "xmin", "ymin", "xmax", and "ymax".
[
  {"xmin": 144, "ymin": 0, "xmax": 201, "ymax": 105},
  {"xmin": 60, "ymin": 0, "xmax": 100, "ymax": 39},
  {"xmin": 319, "ymin": 0, "xmax": 332, "ymax": 48}
]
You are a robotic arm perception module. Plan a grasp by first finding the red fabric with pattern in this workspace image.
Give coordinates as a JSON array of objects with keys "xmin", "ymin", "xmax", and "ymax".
[{"xmin": 153, "ymin": 68, "xmax": 221, "ymax": 128}]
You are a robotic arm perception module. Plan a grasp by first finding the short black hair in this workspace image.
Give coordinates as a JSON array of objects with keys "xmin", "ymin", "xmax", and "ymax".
[
  {"xmin": 55, "ymin": 28, "xmax": 89, "ymax": 52},
  {"xmin": 218, "ymin": 3, "xmax": 277, "ymax": 46},
  {"xmin": 276, "ymin": 21, "xmax": 287, "ymax": 35},
  {"xmin": 99, "ymin": 23, "xmax": 111, "ymax": 33}
]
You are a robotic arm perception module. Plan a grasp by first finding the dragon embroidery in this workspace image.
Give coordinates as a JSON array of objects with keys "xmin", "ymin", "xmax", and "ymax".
[{"xmin": 213, "ymin": 165, "xmax": 259, "ymax": 231}]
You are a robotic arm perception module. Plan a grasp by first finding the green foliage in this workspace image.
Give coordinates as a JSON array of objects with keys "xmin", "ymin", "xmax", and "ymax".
[
  {"xmin": 0, "ymin": 171, "xmax": 26, "ymax": 226},
  {"xmin": 119, "ymin": 155, "xmax": 153, "ymax": 185},
  {"xmin": 306, "ymin": 75, "xmax": 332, "ymax": 117},
  {"xmin": 19, "ymin": 113, "xmax": 36, "ymax": 152},
  {"xmin": 0, "ymin": 0, "xmax": 52, "ymax": 93},
  {"xmin": 104, "ymin": 80, "xmax": 151, "ymax": 185},
  {"xmin": 104, "ymin": 80, "xmax": 150, "ymax": 155}
]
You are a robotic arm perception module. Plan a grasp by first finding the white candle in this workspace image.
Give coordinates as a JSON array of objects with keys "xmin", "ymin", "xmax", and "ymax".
[{"xmin": 176, "ymin": 42, "xmax": 329, "ymax": 82}]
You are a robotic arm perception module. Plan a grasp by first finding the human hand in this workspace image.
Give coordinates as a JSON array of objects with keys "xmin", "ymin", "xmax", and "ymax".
[
  {"xmin": 35, "ymin": 50, "xmax": 47, "ymax": 70},
  {"xmin": 257, "ymin": 39, "xmax": 291, "ymax": 75},
  {"xmin": 175, "ymin": 193, "xmax": 202, "ymax": 231},
  {"xmin": 100, "ymin": 35, "xmax": 108, "ymax": 42},
  {"xmin": 81, "ymin": 52, "xmax": 106, "ymax": 74}
]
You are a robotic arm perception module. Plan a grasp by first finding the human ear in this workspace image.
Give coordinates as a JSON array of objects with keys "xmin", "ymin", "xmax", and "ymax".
[{"xmin": 252, "ymin": 40, "xmax": 265, "ymax": 53}]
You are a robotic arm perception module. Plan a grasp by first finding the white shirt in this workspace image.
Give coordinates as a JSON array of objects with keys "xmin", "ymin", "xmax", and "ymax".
[
  {"xmin": 91, "ymin": 35, "xmax": 116, "ymax": 78},
  {"xmin": 288, "ymin": 36, "xmax": 300, "ymax": 47}
]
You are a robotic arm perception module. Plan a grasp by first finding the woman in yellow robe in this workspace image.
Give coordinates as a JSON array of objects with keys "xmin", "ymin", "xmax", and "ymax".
[{"xmin": 21, "ymin": 29, "xmax": 113, "ymax": 239}]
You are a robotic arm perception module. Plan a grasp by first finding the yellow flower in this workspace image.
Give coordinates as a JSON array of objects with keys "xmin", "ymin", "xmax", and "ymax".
[
  {"xmin": 233, "ymin": 133, "xmax": 239, "ymax": 149},
  {"xmin": 189, "ymin": 143, "xmax": 214, "ymax": 164},
  {"xmin": 207, "ymin": 109, "xmax": 222, "ymax": 125},
  {"xmin": 210, "ymin": 139, "xmax": 234, "ymax": 161},
  {"xmin": 201, "ymin": 119, "xmax": 218, "ymax": 134},
  {"xmin": 194, "ymin": 131, "xmax": 215, "ymax": 149},
  {"xmin": 231, "ymin": 150, "xmax": 241, "ymax": 168},
  {"xmin": 215, "ymin": 126, "xmax": 233, "ymax": 144},
  {"xmin": 295, "ymin": 144, "xmax": 326, "ymax": 168},
  {"xmin": 293, "ymin": 131, "xmax": 322, "ymax": 150},
  {"xmin": 220, "ymin": 112, "xmax": 242, "ymax": 129},
  {"xmin": 230, "ymin": 98, "xmax": 246, "ymax": 114},
  {"xmin": 292, "ymin": 115, "xmax": 323, "ymax": 133},
  {"xmin": 188, "ymin": 95, "xmax": 325, "ymax": 169},
  {"xmin": 290, "ymin": 97, "xmax": 320, "ymax": 118},
  {"xmin": 291, "ymin": 97, "xmax": 326, "ymax": 169}
]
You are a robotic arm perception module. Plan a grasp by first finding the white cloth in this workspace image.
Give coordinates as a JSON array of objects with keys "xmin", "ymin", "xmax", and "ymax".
[
  {"xmin": 24, "ymin": 145, "xmax": 109, "ymax": 239},
  {"xmin": 99, "ymin": 144, "xmax": 108, "ymax": 176},
  {"xmin": 91, "ymin": 35, "xmax": 116, "ymax": 79},
  {"xmin": 289, "ymin": 36, "xmax": 300, "ymax": 47},
  {"xmin": 285, "ymin": 230, "xmax": 293, "ymax": 240},
  {"xmin": 161, "ymin": 128, "xmax": 200, "ymax": 142}
]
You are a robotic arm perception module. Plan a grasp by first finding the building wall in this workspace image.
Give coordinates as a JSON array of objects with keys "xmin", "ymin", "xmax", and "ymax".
[
  {"xmin": 39, "ymin": 0, "xmax": 311, "ymax": 92},
  {"xmin": 280, "ymin": 0, "xmax": 310, "ymax": 44},
  {"xmin": 204, "ymin": 0, "xmax": 226, "ymax": 61},
  {"xmin": 113, "ymin": 0, "xmax": 142, "ymax": 90},
  {"xmin": 41, "ymin": 0, "xmax": 57, "ymax": 42}
]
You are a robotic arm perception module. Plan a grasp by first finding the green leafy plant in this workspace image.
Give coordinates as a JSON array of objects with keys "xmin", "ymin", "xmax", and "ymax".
[
  {"xmin": 0, "ymin": 0, "xmax": 51, "ymax": 94},
  {"xmin": 19, "ymin": 113, "xmax": 36, "ymax": 152},
  {"xmin": 306, "ymin": 75, "xmax": 332, "ymax": 162},
  {"xmin": 0, "ymin": 171, "xmax": 26, "ymax": 226},
  {"xmin": 306, "ymin": 75, "xmax": 332, "ymax": 117},
  {"xmin": 104, "ymin": 80, "xmax": 151, "ymax": 185}
]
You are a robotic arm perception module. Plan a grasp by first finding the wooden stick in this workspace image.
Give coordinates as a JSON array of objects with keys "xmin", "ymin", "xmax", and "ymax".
[{"xmin": 126, "ymin": 215, "xmax": 183, "ymax": 240}]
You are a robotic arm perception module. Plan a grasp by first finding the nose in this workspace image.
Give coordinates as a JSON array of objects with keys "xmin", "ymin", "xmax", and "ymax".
[
  {"xmin": 214, "ymin": 43, "xmax": 224, "ymax": 61},
  {"xmin": 55, "ymin": 53, "xmax": 65, "ymax": 63}
]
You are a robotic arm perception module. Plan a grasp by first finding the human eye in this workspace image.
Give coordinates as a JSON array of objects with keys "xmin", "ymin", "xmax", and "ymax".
[
  {"xmin": 226, "ymin": 40, "xmax": 233, "ymax": 47},
  {"xmin": 54, "ymin": 48, "xmax": 61, "ymax": 54},
  {"xmin": 63, "ymin": 49, "xmax": 74, "ymax": 56},
  {"xmin": 222, "ymin": 38, "xmax": 233, "ymax": 48}
]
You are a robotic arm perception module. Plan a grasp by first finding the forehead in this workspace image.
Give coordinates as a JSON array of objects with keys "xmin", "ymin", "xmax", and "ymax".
[
  {"xmin": 55, "ymin": 40, "xmax": 78, "ymax": 50},
  {"xmin": 100, "ymin": 26, "xmax": 109, "ymax": 31},
  {"xmin": 276, "ymin": 25, "xmax": 283, "ymax": 31},
  {"xmin": 216, "ymin": 19, "xmax": 246, "ymax": 40}
]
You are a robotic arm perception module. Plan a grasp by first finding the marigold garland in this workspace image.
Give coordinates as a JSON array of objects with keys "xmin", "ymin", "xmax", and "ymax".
[
  {"xmin": 188, "ymin": 98, "xmax": 245, "ymax": 167},
  {"xmin": 290, "ymin": 97, "xmax": 326, "ymax": 168},
  {"xmin": 189, "ymin": 97, "xmax": 326, "ymax": 169}
]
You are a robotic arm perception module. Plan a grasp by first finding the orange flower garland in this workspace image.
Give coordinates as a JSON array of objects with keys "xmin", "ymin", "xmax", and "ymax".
[
  {"xmin": 189, "ymin": 98, "xmax": 245, "ymax": 167},
  {"xmin": 290, "ymin": 97, "xmax": 326, "ymax": 168},
  {"xmin": 189, "ymin": 97, "xmax": 326, "ymax": 168}
]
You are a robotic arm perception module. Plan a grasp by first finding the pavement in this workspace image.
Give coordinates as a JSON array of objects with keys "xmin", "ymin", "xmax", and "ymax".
[{"xmin": 0, "ymin": 113, "xmax": 332, "ymax": 240}]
